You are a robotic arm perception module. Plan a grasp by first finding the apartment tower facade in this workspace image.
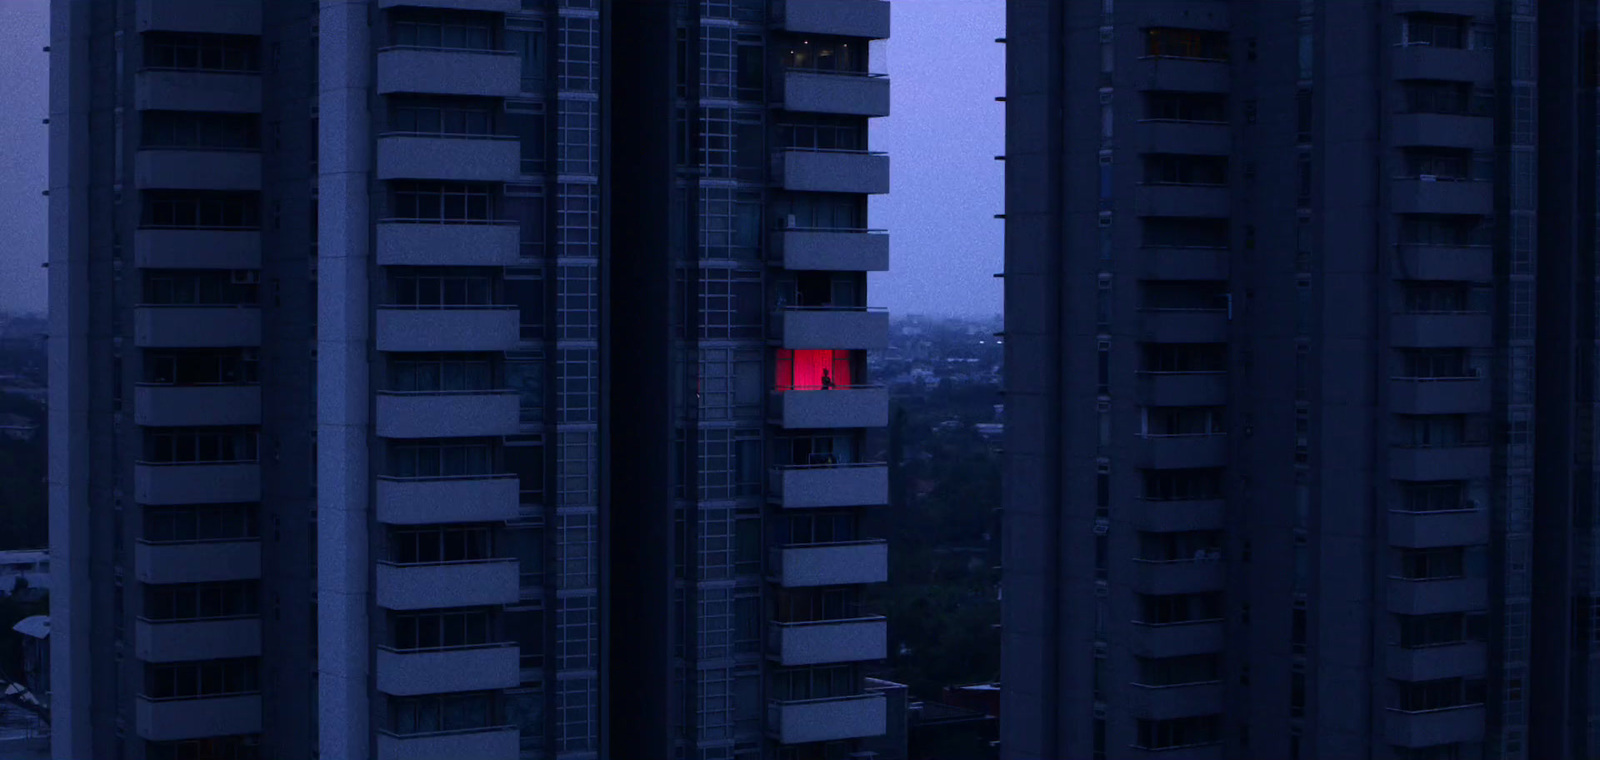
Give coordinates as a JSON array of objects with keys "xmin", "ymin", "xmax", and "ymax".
[
  {"xmin": 1004, "ymin": 1, "xmax": 1600, "ymax": 759},
  {"xmin": 49, "ymin": 1, "xmax": 892, "ymax": 759}
]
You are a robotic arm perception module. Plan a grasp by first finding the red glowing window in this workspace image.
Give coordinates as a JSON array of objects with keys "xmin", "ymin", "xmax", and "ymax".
[{"xmin": 775, "ymin": 350, "xmax": 854, "ymax": 391}]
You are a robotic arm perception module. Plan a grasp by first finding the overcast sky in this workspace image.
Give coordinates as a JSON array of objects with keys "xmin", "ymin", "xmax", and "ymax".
[{"xmin": 0, "ymin": 0, "xmax": 1004, "ymax": 318}]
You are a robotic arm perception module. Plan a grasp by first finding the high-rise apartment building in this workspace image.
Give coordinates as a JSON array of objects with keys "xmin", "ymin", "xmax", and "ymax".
[
  {"xmin": 48, "ymin": 1, "xmax": 892, "ymax": 758},
  {"xmin": 1004, "ymin": 1, "xmax": 1599, "ymax": 759}
]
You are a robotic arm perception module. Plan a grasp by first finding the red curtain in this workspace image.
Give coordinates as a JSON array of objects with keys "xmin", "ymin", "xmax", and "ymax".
[{"xmin": 775, "ymin": 349, "xmax": 853, "ymax": 390}]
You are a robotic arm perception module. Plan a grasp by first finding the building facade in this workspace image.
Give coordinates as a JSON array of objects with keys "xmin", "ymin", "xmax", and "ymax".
[
  {"xmin": 1004, "ymin": 1, "xmax": 1600, "ymax": 759},
  {"xmin": 49, "ymin": 1, "xmax": 891, "ymax": 759}
]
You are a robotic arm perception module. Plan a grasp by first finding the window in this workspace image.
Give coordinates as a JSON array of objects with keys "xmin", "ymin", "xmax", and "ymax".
[
  {"xmin": 390, "ymin": 182, "xmax": 493, "ymax": 223},
  {"xmin": 1143, "ymin": 154, "xmax": 1228, "ymax": 186},
  {"xmin": 145, "ymin": 658, "xmax": 260, "ymax": 699},
  {"xmin": 1142, "ymin": 406, "xmax": 1226, "ymax": 436},
  {"xmin": 557, "ymin": 348, "xmax": 598, "ymax": 424},
  {"xmin": 1402, "ymin": 13, "xmax": 1468, "ymax": 49},
  {"xmin": 141, "ymin": 191, "xmax": 260, "ymax": 229},
  {"xmin": 1396, "ymin": 547, "xmax": 1466, "ymax": 580},
  {"xmin": 781, "ymin": 37, "xmax": 869, "ymax": 74},
  {"xmin": 1397, "ymin": 349, "xmax": 1471, "ymax": 379},
  {"xmin": 770, "ymin": 665, "xmax": 859, "ymax": 701},
  {"xmin": 389, "ymin": 692, "xmax": 496, "ymax": 735},
  {"xmin": 1140, "ymin": 468, "xmax": 1223, "ymax": 500},
  {"xmin": 1402, "ymin": 81, "xmax": 1475, "ymax": 115},
  {"xmin": 387, "ymin": 354, "xmax": 494, "ymax": 392},
  {"xmin": 391, "ymin": 608, "xmax": 493, "ymax": 650},
  {"xmin": 390, "ymin": 9, "xmax": 494, "ymax": 50},
  {"xmin": 1393, "ymin": 414, "xmax": 1479, "ymax": 448},
  {"xmin": 1403, "ymin": 149, "xmax": 1473, "ymax": 180},
  {"xmin": 771, "ymin": 194, "xmax": 865, "ymax": 231},
  {"xmin": 1391, "ymin": 677, "xmax": 1486, "ymax": 712},
  {"xmin": 144, "ymin": 504, "xmax": 259, "ymax": 544},
  {"xmin": 388, "ymin": 269, "xmax": 496, "ymax": 307},
  {"xmin": 1398, "ymin": 481, "xmax": 1469, "ymax": 512},
  {"xmin": 1399, "ymin": 215, "xmax": 1486, "ymax": 246},
  {"xmin": 1395, "ymin": 744, "xmax": 1481, "ymax": 760},
  {"xmin": 143, "ymin": 349, "xmax": 259, "ymax": 386},
  {"xmin": 1140, "ymin": 343, "xmax": 1227, "ymax": 373},
  {"xmin": 504, "ymin": 353, "xmax": 545, "ymax": 424},
  {"xmin": 783, "ymin": 512, "xmax": 857, "ymax": 546},
  {"xmin": 142, "ymin": 428, "xmax": 258, "ymax": 464},
  {"xmin": 778, "ymin": 114, "xmax": 868, "ymax": 152},
  {"xmin": 1143, "ymin": 92, "xmax": 1227, "ymax": 123},
  {"xmin": 387, "ymin": 439, "xmax": 495, "ymax": 478},
  {"xmin": 1134, "ymin": 715, "xmax": 1222, "ymax": 749},
  {"xmin": 1144, "ymin": 28, "xmax": 1228, "ymax": 61},
  {"xmin": 1137, "ymin": 592, "xmax": 1223, "ymax": 625},
  {"xmin": 142, "ymin": 111, "xmax": 260, "ymax": 150},
  {"xmin": 1402, "ymin": 283, "xmax": 1477, "ymax": 313},
  {"xmin": 556, "ymin": 593, "xmax": 599, "ymax": 668},
  {"xmin": 146, "ymin": 734, "xmax": 263, "ymax": 760},
  {"xmin": 1140, "ymin": 280, "xmax": 1229, "ymax": 312},
  {"xmin": 388, "ymin": 96, "xmax": 495, "ymax": 136},
  {"xmin": 507, "ymin": 23, "xmax": 547, "ymax": 92},
  {"xmin": 556, "ymin": 183, "xmax": 599, "ymax": 257},
  {"xmin": 143, "ymin": 32, "xmax": 260, "ymax": 72},
  {"xmin": 1397, "ymin": 612, "xmax": 1487, "ymax": 648},
  {"xmin": 558, "ymin": 15, "xmax": 599, "ymax": 93},
  {"xmin": 141, "ymin": 270, "xmax": 259, "ymax": 306},
  {"xmin": 504, "ymin": 267, "xmax": 546, "ymax": 339},
  {"xmin": 389, "ymin": 525, "xmax": 493, "ymax": 564},
  {"xmin": 506, "ymin": 104, "xmax": 547, "ymax": 176},
  {"xmin": 144, "ymin": 581, "xmax": 259, "ymax": 621},
  {"xmin": 1137, "ymin": 530, "xmax": 1223, "ymax": 561},
  {"xmin": 1136, "ymin": 654, "xmax": 1221, "ymax": 686},
  {"xmin": 1141, "ymin": 217, "xmax": 1229, "ymax": 248},
  {"xmin": 555, "ymin": 510, "xmax": 598, "ymax": 588},
  {"xmin": 555, "ymin": 677, "xmax": 597, "ymax": 752}
]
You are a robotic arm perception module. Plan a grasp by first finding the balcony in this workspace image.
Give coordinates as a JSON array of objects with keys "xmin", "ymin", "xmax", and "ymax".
[
  {"xmin": 134, "ymin": 306, "xmax": 262, "ymax": 348},
  {"xmin": 1391, "ymin": 113, "xmax": 1493, "ymax": 149},
  {"xmin": 1135, "ymin": 185, "xmax": 1230, "ymax": 218},
  {"xmin": 774, "ymin": 228, "xmax": 890, "ymax": 272},
  {"xmin": 774, "ymin": 0, "xmax": 891, "ymax": 39},
  {"xmin": 1388, "ymin": 508, "xmax": 1489, "ymax": 549},
  {"xmin": 1127, "ymin": 682, "xmax": 1226, "ymax": 721},
  {"xmin": 136, "ymin": 0, "xmax": 261, "ymax": 35},
  {"xmin": 377, "ymin": 0, "xmax": 521, "ymax": 10},
  {"xmin": 1389, "ymin": 313, "xmax": 1491, "ymax": 348},
  {"xmin": 1138, "ymin": 309, "xmax": 1228, "ymax": 343},
  {"xmin": 136, "ymin": 70, "xmax": 262, "ymax": 113},
  {"xmin": 134, "ymin": 617, "xmax": 261, "ymax": 663},
  {"xmin": 1129, "ymin": 499, "xmax": 1226, "ymax": 533},
  {"xmin": 1393, "ymin": 46, "xmax": 1493, "ymax": 83},
  {"xmin": 782, "ymin": 70, "xmax": 891, "ymax": 117},
  {"xmin": 770, "ymin": 463, "xmax": 889, "ymax": 508},
  {"xmin": 135, "ymin": 149, "xmax": 261, "ymax": 191},
  {"xmin": 375, "ymin": 559, "xmax": 520, "ymax": 611},
  {"xmin": 377, "ymin": 221, "xmax": 520, "ymax": 267},
  {"xmin": 768, "ymin": 693, "xmax": 888, "ymax": 744},
  {"xmin": 1386, "ymin": 577, "xmax": 1488, "ymax": 615},
  {"xmin": 1395, "ymin": 245, "xmax": 1492, "ymax": 282},
  {"xmin": 375, "ymin": 474, "xmax": 521, "ymax": 525},
  {"xmin": 1132, "ymin": 57, "xmax": 1230, "ymax": 93},
  {"xmin": 376, "ymin": 135, "xmax": 521, "ymax": 183},
  {"xmin": 376, "ymin": 47, "xmax": 520, "ymax": 98},
  {"xmin": 1135, "ymin": 372, "xmax": 1226, "ymax": 407},
  {"xmin": 375, "ymin": 307, "xmax": 520, "ymax": 353},
  {"xmin": 376, "ymin": 643, "xmax": 520, "ymax": 696},
  {"xmin": 134, "ymin": 462, "xmax": 260, "ymax": 505},
  {"xmin": 135, "ymin": 539, "xmax": 261, "ymax": 584},
  {"xmin": 1135, "ymin": 434, "xmax": 1228, "ymax": 470},
  {"xmin": 774, "ymin": 307, "xmax": 890, "ymax": 350},
  {"xmin": 377, "ymin": 726, "xmax": 520, "ymax": 760},
  {"xmin": 134, "ymin": 384, "xmax": 261, "ymax": 427},
  {"xmin": 772, "ymin": 387, "xmax": 889, "ymax": 429},
  {"xmin": 1393, "ymin": 0, "xmax": 1493, "ymax": 15},
  {"xmin": 1130, "ymin": 620, "xmax": 1224, "ymax": 658},
  {"xmin": 770, "ymin": 617, "xmax": 888, "ymax": 666},
  {"xmin": 772, "ymin": 540, "xmax": 889, "ymax": 588},
  {"xmin": 1384, "ymin": 705, "xmax": 1486, "ymax": 748},
  {"xmin": 1387, "ymin": 642, "xmax": 1488, "ymax": 682},
  {"xmin": 1131, "ymin": 558, "xmax": 1225, "ymax": 595},
  {"xmin": 375, "ymin": 390, "xmax": 521, "ymax": 439},
  {"xmin": 1134, "ymin": 121, "xmax": 1231, "ymax": 156},
  {"xmin": 136, "ymin": 693, "xmax": 262, "ymax": 741},
  {"xmin": 135, "ymin": 228, "xmax": 261, "ymax": 270},
  {"xmin": 1136, "ymin": 248, "xmax": 1229, "ymax": 281},
  {"xmin": 1391, "ymin": 179, "xmax": 1493, "ymax": 216},
  {"xmin": 776, "ymin": 149, "xmax": 890, "ymax": 195},
  {"xmin": 1388, "ymin": 445, "xmax": 1490, "ymax": 482},
  {"xmin": 1388, "ymin": 377, "xmax": 1489, "ymax": 415},
  {"xmin": 1127, "ymin": 745, "xmax": 1225, "ymax": 760}
]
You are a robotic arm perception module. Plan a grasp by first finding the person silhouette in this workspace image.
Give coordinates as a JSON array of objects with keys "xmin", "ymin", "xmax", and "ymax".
[{"xmin": 821, "ymin": 368, "xmax": 835, "ymax": 390}]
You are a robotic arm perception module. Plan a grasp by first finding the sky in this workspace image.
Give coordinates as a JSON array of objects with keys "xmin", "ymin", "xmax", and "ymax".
[{"xmin": 0, "ymin": 0, "xmax": 1005, "ymax": 318}]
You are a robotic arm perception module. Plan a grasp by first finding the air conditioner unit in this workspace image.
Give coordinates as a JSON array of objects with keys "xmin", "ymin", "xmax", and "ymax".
[
  {"xmin": 1092, "ymin": 521, "xmax": 1109, "ymax": 536},
  {"xmin": 1093, "ymin": 581, "xmax": 1109, "ymax": 597},
  {"xmin": 231, "ymin": 270, "xmax": 261, "ymax": 284},
  {"xmin": 1419, "ymin": 174, "xmax": 1438, "ymax": 183},
  {"xmin": 785, "ymin": 214, "xmax": 797, "ymax": 229}
]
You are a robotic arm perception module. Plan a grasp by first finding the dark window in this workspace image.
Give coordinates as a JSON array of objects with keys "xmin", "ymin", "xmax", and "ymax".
[
  {"xmin": 143, "ymin": 504, "xmax": 260, "ymax": 544},
  {"xmin": 1402, "ymin": 13, "xmax": 1468, "ymax": 49},
  {"xmin": 141, "ymin": 270, "xmax": 259, "ymax": 306},
  {"xmin": 141, "ymin": 191, "xmax": 261, "ymax": 230},
  {"xmin": 1136, "ymin": 654, "xmax": 1222, "ymax": 686},
  {"xmin": 1397, "ymin": 612, "xmax": 1488, "ymax": 648},
  {"xmin": 1140, "ymin": 280, "xmax": 1229, "ymax": 311},
  {"xmin": 1391, "ymin": 677, "xmax": 1487, "ymax": 712},
  {"xmin": 775, "ymin": 587, "xmax": 862, "ymax": 623},
  {"xmin": 1143, "ymin": 92, "xmax": 1227, "ymax": 123},
  {"xmin": 1137, "ymin": 530, "xmax": 1223, "ymax": 561},
  {"xmin": 1140, "ymin": 469, "xmax": 1223, "ymax": 501},
  {"xmin": 1134, "ymin": 715, "xmax": 1223, "ymax": 749},
  {"xmin": 387, "ymin": 439, "xmax": 496, "ymax": 478},
  {"xmin": 388, "ymin": 96, "xmax": 496, "ymax": 136},
  {"xmin": 143, "ymin": 349, "xmax": 259, "ymax": 386},
  {"xmin": 781, "ymin": 37, "xmax": 868, "ymax": 74},
  {"xmin": 388, "ymin": 353, "xmax": 495, "ymax": 392},
  {"xmin": 143, "ymin": 32, "xmax": 260, "ymax": 72},
  {"xmin": 390, "ymin": 525, "xmax": 494, "ymax": 564},
  {"xmin": 1144, "ymin": 28, "xmax": 1228, "ymax": 61},
  {"xmin": 387, "ymin": 268, "xmax": 497, "ymax": 307},
  {"xmin": 1138, "ymin": 592, "xmax": 1223, "ymax": 625},
  {"xmin": 1393, "ymin": 414, "xmax": 1477, "ymax": 448},
  {"xmin": 1402, "ymin": 81, "xmax": 1476, "ymax": 115},
  {"xmin": 1140, "ymin": 343, "xmax": 1227, "ymax": 373},
  {"xmin": 1143, "ymin": 154, "xmax": 1228, "ymax": 186},
  {"xmin": 390, "ymin": 9, "xmax": 495, "ymax": 50},
  {"xmin": 1141, "ymin": 217, "xmax": 1229, "ymax": 248},
  {"xmin": 769, "ymin": 665, "xmax": 860, "ymax": 701},
  {"xmin": 1396, "ymin": 546, "xmax": 1467, "ymax": 580},
  {"xmin": 1397, "ymin": 349, "xmax": 1471, "ymax": 379},
  {"xmin": 144, "ymin": 581, "xmax": 259, "ymax": 620},
  {"xmin": 141, "ymin": 427, "xmax": 259, "ymax": 464},
  {"xmin": 142, "ymin": 112, "xmax": 260, "ymax": 150},
  {"xmin": 145, "ymin": 658, "xmax": 260, "ymax": 698},
  {"xmin": 1399, "ymin": 215, "xmax": 1486, "ymax": 246},
  {"xmin": 1398, "ymin": 481, "xmax": 1470, "ymax": 512},
  {"xmin": 1143, "ymin": 406, "xmax": 1226, "ymax": 436},
  {"xmin": 778, "ymin": 114, "xmax": 868, "ymax": 152},
  {"xmin": 388, "ymin": 692, "xmax": 497, "ymax": 735},
  {"xmin": 1403, "ymin": 148, "xmax": 1473, "ymax": 180},
  {"xmin": 390, "ymin": 608, "xmax": 494, "ymax": 649},
  {"xmin": 389, "ymin": 182, "xmax": 494, "ymax": 222}
]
